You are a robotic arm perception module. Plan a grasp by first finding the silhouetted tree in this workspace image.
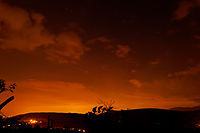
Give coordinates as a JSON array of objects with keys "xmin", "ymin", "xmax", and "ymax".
[
  {"xmin": 92, "ymin": 106, "xmax": 97, "ymax": 114},
  {"xmin": 87, "ymin": 100, "xmax": 115, "ymax": 133},
  {"xmin": 97, "ymin": 99, "xmax": 115, "ymax": 114},
  {"xmin": 98, "ymin": 106, "xmax": 103, "ymax": 114},
  {"xmin": 0, "ymin": 79, "xmax": 16, "ymax": 118},
  {"xmin": 0, "ymin": 80, "xmax": 16, "ymax": 94}
]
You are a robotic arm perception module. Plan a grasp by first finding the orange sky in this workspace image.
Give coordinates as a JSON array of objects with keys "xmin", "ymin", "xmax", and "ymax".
[{"xmin": 1, "ymin": 0, "xmax": 200, "ymax": 116}]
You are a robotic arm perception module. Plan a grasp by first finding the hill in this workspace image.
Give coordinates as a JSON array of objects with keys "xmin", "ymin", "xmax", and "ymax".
[
  {"xmin": 9, "ymin": 108, "xmax": 200, "ymax": 133},
  {"xmin": 12, "ymin": 112, "xmax": 86, "ymax": 129},
  {"xmin": 171, "ymin": 105, "xmax": 200, "ymax": 111}
]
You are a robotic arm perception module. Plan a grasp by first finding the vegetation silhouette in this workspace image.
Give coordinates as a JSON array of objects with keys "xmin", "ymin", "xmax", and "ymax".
[
  {"xmin": 0, "ymin": 79, "xmax": 16, "ymax": 116},
  {"xmin": 0, "ymin": 80, "xmax": 16, "ymax": 94}
]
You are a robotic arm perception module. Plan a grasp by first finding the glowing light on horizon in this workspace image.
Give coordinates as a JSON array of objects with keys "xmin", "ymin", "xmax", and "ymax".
[{"xmin": 29, "ymin": 119, "xmax": 38, "ymax": 124}]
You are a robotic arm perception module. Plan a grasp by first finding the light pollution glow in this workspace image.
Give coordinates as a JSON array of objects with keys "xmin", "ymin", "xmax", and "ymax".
[{"xmin": 1, "ymin": 0, "xmax": 200, "ymax": 116}]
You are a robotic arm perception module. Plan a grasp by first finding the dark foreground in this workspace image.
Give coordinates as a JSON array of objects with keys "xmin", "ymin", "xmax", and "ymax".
[
  {"xmin": 1, "ymin": 127, "xmax": 200, "ymax": 133},
  {"xmin": 0, "ymin": 128, "xmax": 83, "ymax": 133},
  {"xmin": 2, "ymin": 108, "xmax": 200, "ymax": 133}
]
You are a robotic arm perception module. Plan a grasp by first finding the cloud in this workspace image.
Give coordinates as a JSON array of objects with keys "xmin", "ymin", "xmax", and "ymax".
[
  {"xmin": 87, "ymin": 36, "xmax": 131, "ymax": 58},
  {"xmin": 87, "ymin": 36, "xmax": 111, "ymax": 44},
  {"xmin": 173, "ymin": 0, "xmax": 200, "ymax": 20},
  {"xmin": 150, "ymin": 59, "xmax": 160, "ymax": 65},
  {"xmin": 128, "ymin": 74, "xmax": 200, "ymax": 106},
  {"xmin": 129, "ymin": 79, "xmax": 142, "ymax": 88},
  {"xmin": 0, "ymin": 1, "xmax": 54, "ymax": 51},
  {"xmin": 173, "ymin": 0, "xmax": 195, "ymax": 20},
  {"xmin": 46, "ymin": 32, "xmax": 89, "ymax": 64},
  {"xmin": 168, "ymin": 63, "xmax": 200, "ymax": 77},
  {"xmin": 0, "ymin": 1, "xmax": 88, "ymax": 63},
  {"xmin": 194, "ymin": 35, "xmax": 200, "ymax": 40},
  {"xmin": 115, "ymin": 44, "xmax": 131, "ymax": 58}
]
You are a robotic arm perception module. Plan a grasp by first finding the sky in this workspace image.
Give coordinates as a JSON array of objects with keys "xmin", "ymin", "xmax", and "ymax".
[{"xmin": 1, "ymin": 0, "xmax": 200, "ymax": 116}]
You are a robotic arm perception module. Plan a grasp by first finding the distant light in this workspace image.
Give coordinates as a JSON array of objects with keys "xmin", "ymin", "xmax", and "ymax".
[
  {"xmin": 196, "ymin": 123, "xmax": 200, "ymax": 128},
  {"xmin": 3, "ymin": 126, "xmax": 6, "ymax": 128},
  {"xmin": 18, "ymin": 123, "xmax": 21, "ymax": 126},
  {"xmin": 83, "ymin": 129, "xmax": 86, "ymax": 132},
  {"xmin": 7, "ymin": 125, "xmax": 10, "ymax": 127},
  {"xmin": 29, "ymin": 119, "xmax": 38, "ymax": 124},
  {"xmin": 78, "ymin": 129, "xmax": 81, "ymax": 132}
]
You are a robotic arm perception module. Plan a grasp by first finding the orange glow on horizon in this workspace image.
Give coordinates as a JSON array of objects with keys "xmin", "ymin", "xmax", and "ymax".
[
  {"xmin": 29, "ymin": 119, "xmax": 38, "ymax": 124},
  {"xmin": 0, "ymin": 0, "xmax": 200, "ymax": 117}
]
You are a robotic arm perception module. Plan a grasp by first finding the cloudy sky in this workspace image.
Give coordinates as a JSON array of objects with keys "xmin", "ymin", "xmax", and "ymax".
[{"xmin": 1, "ymin": 0, "xmax": 200, "ymax": 116}]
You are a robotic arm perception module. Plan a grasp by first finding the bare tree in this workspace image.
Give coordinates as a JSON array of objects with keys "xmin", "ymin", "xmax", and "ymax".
[
  {"xmin": 0, "ymin": 80, "xmax": 16, "ymax": 94},
  {"xmin": 98, "ymin": 99, "xmax": 115, "ymax": 112},
  {"xmin": 91, "ymin": 99, "xmax": 115, "ymax": 114}
]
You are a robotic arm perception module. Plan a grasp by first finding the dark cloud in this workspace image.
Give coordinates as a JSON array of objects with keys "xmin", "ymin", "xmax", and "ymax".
[
  {"xmin": 168, "ymin": 63, "xmax": 200, "ymax": 77},
  {"xmin": 87, "ymin": 37, "xmax": 111, "ymax": 44},
  {"xmin": 0, "ymin": 1, "xmax": 89, "ymax": 63},
  {"xmin": 150, "ymin": 59, "xmax": 160, "ymax": 65},
  {"xmin": 173, "ymin": 0, "xmax": 200, "ymax": 20},
  {"xmin": 0, "ymin": 1, "xmax": 54, "ymax": 50},
  {"xmin": 114, "ymin": 45, "xmax": 131, "ymax": 58},
  {"xmin": 46, "ymin": 32, "xmax": 89, "ymax": 64}
]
